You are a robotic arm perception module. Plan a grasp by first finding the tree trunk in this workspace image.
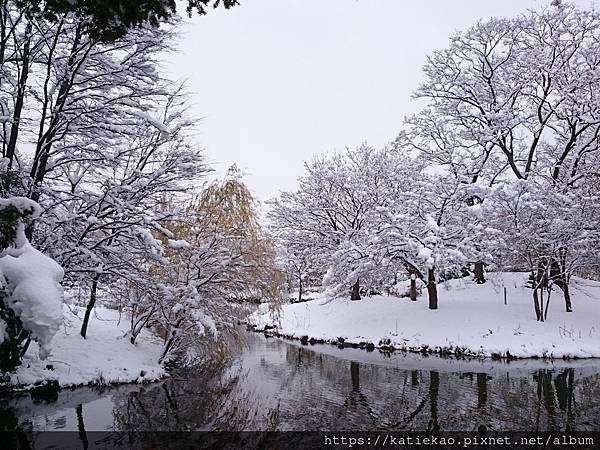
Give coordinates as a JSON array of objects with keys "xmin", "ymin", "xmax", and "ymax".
[
  {"xmin": 562, "ymin": 282, "xmax": 572, "ymax": 313},
  {"xmin": 0, "ymin": 291, "xmax": 30, "ymax": 371},
  {"xmin": 298, "ymin": 278, "xmax": 303, "ymax": 303},
  {"xmin": 130, "ymin": 308, "xmax": 155, "ymax": 345},
  {"xmin": 427, "ymin": 268, "xmax": 438, "ymax": 310},
  {"xmin": 532, "ymin": 261, "xmax": 547, "ymax": 322},
  {"xmin": 6, "ymin": 22, "xmax": 32, "ymax": 169},
  {"xmin": 409, "ymin": 274, "xmax": 417, "ymax": 301},
  {"xmin": 544, "ymin": 287, "xmax": 552, "ymax": 321},
  {"xmin": 539, "ymin": 288, "xmax": 545, "ymax": 323},
  {"xmin": 533, "ymin": 287, "xmax": 542, "ymax": 322},
  {"xmin": 474, "ymin": 261, "xmax": 485, "ymax": 284},
  {"xmin": 29, "ymin": 25, "xmax": 83, "ymax": 213},
  {"xmin": 80, "ymin": 275, "xmax": 99, "ymax": 338},
  {"xmin": 350, "ymin": 278, "xmax": 361, "ymax": 301},
  {"xmin": 554, "ymin": 250, "xmax": 572, "ymax": 313}
]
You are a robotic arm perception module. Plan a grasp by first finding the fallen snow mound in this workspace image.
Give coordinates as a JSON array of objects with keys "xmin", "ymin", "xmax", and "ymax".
[{"xmin": 0, "ymin": 243, "xmax": 64, "ymax": 359}]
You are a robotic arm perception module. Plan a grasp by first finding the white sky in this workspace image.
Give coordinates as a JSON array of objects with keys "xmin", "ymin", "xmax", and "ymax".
[{"xmin": 165, "ymin": 0, "xmax": 594, "ymax": 202}]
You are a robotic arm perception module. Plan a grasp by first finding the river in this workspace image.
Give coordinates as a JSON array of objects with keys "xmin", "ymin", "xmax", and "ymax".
[{"xmin": 4, "ymin": 332, "xmax": 600, "ymax": 441}]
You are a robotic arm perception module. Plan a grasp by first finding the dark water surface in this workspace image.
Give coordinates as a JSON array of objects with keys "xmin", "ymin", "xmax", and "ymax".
[{"xmin": 5, "ymin": 333, "xmax": 600, "ymax": 433}]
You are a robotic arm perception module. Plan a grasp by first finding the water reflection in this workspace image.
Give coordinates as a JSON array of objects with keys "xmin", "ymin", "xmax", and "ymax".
[{"xmin": 5, "ymin": 334, "xmax": 600, "ymax": 433}]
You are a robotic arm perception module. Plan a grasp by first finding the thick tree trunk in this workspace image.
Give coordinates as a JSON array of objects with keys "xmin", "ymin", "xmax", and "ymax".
[
  {"xmin": 350, "ymin": 278, "xmax": 361, "ymax": 301},
  {"xmin": 80, "ymin": 275, "xmax": 99, "ymax": 338},
  {"xmin": 539, "ymin": 289, "xmax": 545, "ymax": 323},
  {"xmin": 552, "ymin": 250, "xmax": 572, "ymax": 312},
  {"xmin": 409, "ymin": 274, "xmax": 417, "ymax": 301},
  {"xmin": 562, "ymin": 282, "xmax": 572, "ymax": 313},
  {"xmin": 427, "ymin": 268, "xmax": 438, "ymax": 310},
  {"xmin": 298, "ymin": 278, "xmax": 303, "ymax": 303},
  {"xmin": 474, "ymin": 261, "xmax": 485, "ymax": 284}
]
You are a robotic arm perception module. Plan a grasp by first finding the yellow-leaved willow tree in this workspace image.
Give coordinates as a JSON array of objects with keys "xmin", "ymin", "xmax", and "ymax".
[
  {"xmin": 180, "ymin": 167, "xmax": 285, "ymax": 304},
  {"xmin": 131, "ymin": 167, "xmax": 284, "ymax": 363}
]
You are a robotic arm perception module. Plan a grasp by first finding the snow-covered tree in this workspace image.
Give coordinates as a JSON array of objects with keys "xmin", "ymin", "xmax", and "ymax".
[
  {"xmin": 33, "ymin": 82, "xmax": 207, "ymax": 339},
  {"xmin": 413, "ymin": 3, "xmax": 600, "ymax": 185},
  {"xmin": 407, "ymin": 2, "xmax": 600, "ymax": 316},
  {"xmin": 269, "ymin": 144, "xmax": 409, "ymax": 301},
  {"xmin": 275, "ymin": 233, "xmax": 316, "ymax": 303},
  {"xmin": 128, "ymin": 169, "xmax": 284, "ymax": 363},
  {"xmin": 489, "ymin": 178, "xmax": 600, "ymax": 320}
]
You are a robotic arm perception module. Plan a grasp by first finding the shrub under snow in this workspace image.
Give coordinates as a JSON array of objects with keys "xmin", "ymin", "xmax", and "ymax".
[{"xmin": 0, "ymin": 198, "xmax": 64, "ymax": 360}]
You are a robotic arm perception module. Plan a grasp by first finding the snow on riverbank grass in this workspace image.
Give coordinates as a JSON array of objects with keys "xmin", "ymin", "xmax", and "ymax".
[
  {"xmin": 10, "ymin": 306, "xmax": 165, "ymax": 389},
  {"xmin": 249, "ymin": 273, "xmax": 600, "ymax": 359}
]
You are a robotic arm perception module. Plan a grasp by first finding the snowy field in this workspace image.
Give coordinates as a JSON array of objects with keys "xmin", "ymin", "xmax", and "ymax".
[
  {"xmin": 249, "ymin": 273, "xmax": 600, "ymax": 359},
  {"xmin": 10, "ymin": 306, "xmax": 165, "ymax": 389}
]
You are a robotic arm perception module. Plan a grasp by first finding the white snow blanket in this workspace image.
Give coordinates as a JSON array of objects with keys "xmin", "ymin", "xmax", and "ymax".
[
  {"xmin": 249, "ymin": 273, "xmax": 600, "ymax": 359},
  {"xmin": 11, "ymin": 306, "xmax": 165, "ymax": 388}
]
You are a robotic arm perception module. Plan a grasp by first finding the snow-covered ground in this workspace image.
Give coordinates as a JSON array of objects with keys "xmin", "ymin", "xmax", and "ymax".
[
  {"xmin": 249, "ymin": 272, "xmax": 600, "ymax": 359},
  {"xmin": 10, "ymin": 305, "xmax": 165, "ymax": 389}
]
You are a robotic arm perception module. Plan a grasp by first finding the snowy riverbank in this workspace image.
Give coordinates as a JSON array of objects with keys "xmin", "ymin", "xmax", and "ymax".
[
  {"xmin": 9, "ymin": 306, "xmax": 165, "ymax": 390},
  {"xmin": 248, "ymin": 273, "xmax": 600, "ymax": 359}
]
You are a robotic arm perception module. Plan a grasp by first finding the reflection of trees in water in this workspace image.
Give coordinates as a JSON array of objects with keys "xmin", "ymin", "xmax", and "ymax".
[
  {"xmin": 0, "ymin": 403, "xmax": 31, "ymax": 449},
  {"xmin": 482, "ymin": 368, "xmax": 600, "ymax": 431},
  {"xmin": 380, "ymin": 370, "xmax": 440, "ymax": 432},
  {"xmin": 533, "ymin": 368, "xmax": 577, "ymax": 433},
  {"xmin": 427, "ymin": 371, "xmax": 440, "ymax": 434},
  {"xmin": 259, "ymin": 342, "xmax": 600, "ymax": 431},
  {"xmin": 287, "ymin": 348, "xmax": 600, "ymax": 432},
  {"xmin": 477, "ymin": 373, "xmax": 487, "ymax": 409},
  {"xmin": 43, "ymin": 336, "xmax": 600, "ymax": 433},
  {"xmin": 554, "ymin": 369, "xmax": 575, "ymax": 432},
  {"xmin": 112, "ymin": 359, "xmax": 268, "ymax": 431},
  {"xmin": 76, "ymin": 404, "xmax": 89, "ymax": 450},
  {"xmin": 280, "ymin": 345, "xmax": 379, "ymax": 429},
  {"xmin": 411, "ymin": 370, "xmax": 419, "ymax": 387},
  {"xmin": 343, "ymin": 362, "xmax": 376, "ymax": 427},
  {"xmin": 7, "ymin": 334, "xmax": 600, "ymax": 441},
  {"xmin": 535, "ymin": 369, "xmax": 556, "ymax": 431}
]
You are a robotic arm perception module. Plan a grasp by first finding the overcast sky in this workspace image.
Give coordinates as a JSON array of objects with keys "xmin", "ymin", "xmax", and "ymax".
[{"xmin": 166, "ymin": 0, "xmax": 594, "ymax": 203}]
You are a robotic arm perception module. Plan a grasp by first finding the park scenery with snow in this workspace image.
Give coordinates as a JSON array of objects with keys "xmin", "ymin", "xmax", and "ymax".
[
  {"xmin": 1, "ymin": 0, "xmax": 600, "ymax": 442},
  {"xmin": 250, "ymin": 274, "xmax": 600, "ymax": 359}
]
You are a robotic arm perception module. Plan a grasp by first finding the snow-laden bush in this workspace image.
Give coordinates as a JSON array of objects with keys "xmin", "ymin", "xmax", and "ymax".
[
  {"xmin": 0, "ymin": 197, "xmax": 64, "ymax": 368},
  {"xmin": 389, "ymin": 278, "xmax": 425, "ymax": 298}
]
